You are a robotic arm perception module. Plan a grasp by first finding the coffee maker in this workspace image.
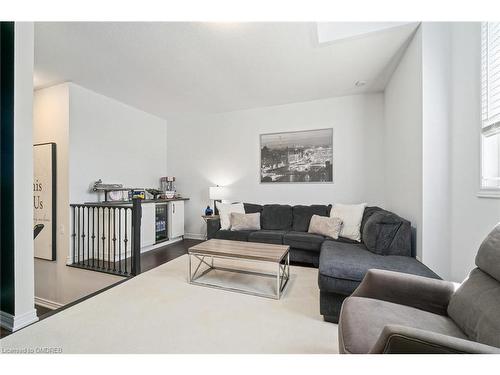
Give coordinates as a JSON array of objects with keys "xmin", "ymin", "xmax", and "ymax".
[{"xmin": 160, "ymin": 176, "xmax": 176, "ymax": 198}]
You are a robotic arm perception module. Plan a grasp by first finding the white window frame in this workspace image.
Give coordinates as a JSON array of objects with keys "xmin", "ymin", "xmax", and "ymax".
[{"xmin": 479, "ymin": 22, "xmax": 500, "ymax": 198}]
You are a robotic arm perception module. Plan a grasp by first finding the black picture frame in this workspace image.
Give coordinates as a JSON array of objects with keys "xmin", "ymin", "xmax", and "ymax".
[
  {"xmin": 33, "ymin": 142, "xmax": 57, "ymax": 261},
  {"xmin": 260, "ymin": 128, "xmax": 334, "ymax": 184}
]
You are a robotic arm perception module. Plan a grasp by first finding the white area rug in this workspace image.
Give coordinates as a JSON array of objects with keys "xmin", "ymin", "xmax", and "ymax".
[{"xmin": 0, "ymin": 255, "xmax": 339, "ymax": 353}]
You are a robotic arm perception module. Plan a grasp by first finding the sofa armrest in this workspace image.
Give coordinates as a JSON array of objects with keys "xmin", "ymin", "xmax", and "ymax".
[
  {"xmin": 206, "ymin": 218, "xmax": 221, "ymax": 239},
  {"xmin": 352, "ymin": 269, "xmax": 458, "ymax": 315},
  {"xmin": 369, "ymin": 325, "xmax": 500, "ymax": 354}
]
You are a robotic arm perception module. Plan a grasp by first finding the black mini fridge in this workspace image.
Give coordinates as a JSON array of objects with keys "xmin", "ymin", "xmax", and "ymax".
[{"xmin": 155, "ymin": 203, "xmax": 168, "ymax": 243}]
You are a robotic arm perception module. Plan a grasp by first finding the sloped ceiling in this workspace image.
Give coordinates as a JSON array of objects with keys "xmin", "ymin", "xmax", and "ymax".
[{"xmin": 34, "ymin": 22, "xmax": 419, "ymax": 117}]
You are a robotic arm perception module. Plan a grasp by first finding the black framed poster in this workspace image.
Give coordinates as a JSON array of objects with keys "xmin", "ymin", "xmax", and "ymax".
[
  {"xmin": 260, "ymin": 128, "xmax": 334, "ymax": 183},
  {"xmin": 33, "ymin": 142, "xmax": 57, "ymax": 261}
]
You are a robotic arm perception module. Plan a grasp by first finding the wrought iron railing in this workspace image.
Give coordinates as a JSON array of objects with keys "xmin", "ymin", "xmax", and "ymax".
[{"xmin": 69, "ymin": 199, "xmax": 142, "ymax": 277}]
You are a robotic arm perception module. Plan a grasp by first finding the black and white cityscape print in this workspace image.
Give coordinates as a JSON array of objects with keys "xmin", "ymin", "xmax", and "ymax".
[{"xmin": 260, "ymin": 128, "xmax": 333, "ymax": 183}]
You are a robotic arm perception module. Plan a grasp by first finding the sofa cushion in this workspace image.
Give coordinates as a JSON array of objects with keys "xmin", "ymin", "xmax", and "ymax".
[
  {"xmin": 319, "ymin": 240, "xmax": 439, "ymax": 284},
  {"xmin": 292, "ymin": 205, "xmax": 330, "ymax": 232},
  {"xmin": 362, "ymin": 210, "xmax": 412, "ymax": 256},
  {"xmin": 244, "ymin": 203, "xmax": 263, "ymax": 215},
  {"xmin": 261, "ymin": 205, "xmax": 293, "ymax": 230},
  {"xmin": 214, "ymin": 229, "xmax": 254, "ymax": 242},
  {"xmin": 447, "ymin": 268, "xmax": 500, "ymax": 348},
  {"xmin": 290, "ymin": 249, "xmax": 320, "ymax": 266},
  {"xmin": 339, "ymin": 296, "xmax": 467, "ymax": 354},
  {"xmin": 283, "ymin": 231, "xmax": 325, "ymax": 251},
  {"xmin": 248, "ymin": 230, "xmax": 286, "ymax": 245}
]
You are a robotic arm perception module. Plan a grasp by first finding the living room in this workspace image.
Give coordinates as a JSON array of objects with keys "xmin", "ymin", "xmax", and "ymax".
[{"xmin": 1, "ymin": 0, "xmax": 499, "ymax": 372}]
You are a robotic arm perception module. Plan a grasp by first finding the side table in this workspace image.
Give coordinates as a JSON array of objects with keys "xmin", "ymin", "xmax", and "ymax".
[{"xmin": 201, "ymin": 214, "xmax": 220, "ymax": 240}]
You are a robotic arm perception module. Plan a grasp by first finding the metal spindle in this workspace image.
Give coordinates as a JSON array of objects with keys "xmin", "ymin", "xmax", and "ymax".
[
  {"xmin": 112, "ymin": 208, "xmax": 117, "ymax": 272},
  {"xmin": 97, "ymin": 207, "xmax": 100, "ymax": 269},
  {"xmin": 72, "ymin": 206, "xmax": 76, "ymax": 264},
  {"xmin": 124, "ymin": 209, "xmax": 128, "ymax": 275},
  {"xmin": 87, "ymin": 206, "xmax": 90, "ymax": 267},
  {"xmin": 101, "ymin": 207, "xmax": 106, "ymax": 270},
  {"xmin": 107, "ymin": 207, "xmax": 111, "ymax": 270},
  {"xmin": 81, "ymin": 207, "xmax": 85, "ymax": 266},
  {"xmin": 91, "ymin": 207, "xmax": 95, "ymax": 267},
  {"xmin": 118, "ymin": 208, "xmax": 122, "ymax": 274},
  {"xmin": 77, "ymin": 206, "xmax": 81, "ymax": 265}
]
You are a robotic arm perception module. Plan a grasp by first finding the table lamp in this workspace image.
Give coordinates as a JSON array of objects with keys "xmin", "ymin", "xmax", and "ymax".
[{"xmin": 209, "ymin": 186, "xmax": 226, "ymax": 215}]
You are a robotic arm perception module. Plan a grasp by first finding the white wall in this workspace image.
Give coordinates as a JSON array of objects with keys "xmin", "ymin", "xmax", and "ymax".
[
  {"xmin": 421, "ymin": 23, "xmax": 452, "ymax": 279},
  {"xmin": 68, "ymin": 83, "xmax": 168, "ymax": 204},
  {"xmin": 11, "ymin": 22, "xmax": 38, "ymax": 330},
  {"xmin": 384, "ymin": 24, "xmax": 455, "ymax": 279},
  {"xmin": 449, "ymin": 23, "xmax": 500, "ymax": 282},
  {"xmin": 33, "ymin": 84, "xmax": 69, "ymax": 306},
  {"xmin": 384, "ymin": 22, "xmax": 500, "ymax": 281},
  {"xmin": 34, "ymin": 82, "xmax": 167, "ymax": 306},
  {"xmin": 167, "ymin": 93, "xmax": 386, "ymax": 238},
  {"xmin": 384, "ymin": 28, "xmax": 423, "ymax": 259}
]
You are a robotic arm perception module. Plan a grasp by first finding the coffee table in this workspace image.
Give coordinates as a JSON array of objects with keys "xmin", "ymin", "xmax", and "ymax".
[{"xmin": 188, "ymin": 239, "xmax": 290, "ymax": 299}]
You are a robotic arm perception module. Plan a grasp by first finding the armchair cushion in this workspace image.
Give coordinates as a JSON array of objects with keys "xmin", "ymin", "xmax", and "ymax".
[
  {"xmin": 338, "ymin": 296, "xmax": 467, "ymax": 354},
  {"xmin": 369, "ymin": 325, "xmax": 500, "ymax": 354},
  {"xmin": 475, "ymin": 223, "xmax": 500, "ymax": 282},
  {"xmin": 352, "ymin": 269, "xmax": 456, "ymax": 315},
  {"xmin": 447, "ymin": 268, "xmax": 500, "ymax": 348}
]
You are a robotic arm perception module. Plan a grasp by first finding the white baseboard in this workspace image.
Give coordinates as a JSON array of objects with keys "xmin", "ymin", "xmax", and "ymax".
[
  {"xmin": 35, "ymin": 296, "xmax": 64, "ymax": 310},
  {"xmin": 184, "ymin": 233, "xmax": 205, "ymax": 240},
  {"xmin": 0, "ymin": 309, "xmax": 38, "ymax": 332}
]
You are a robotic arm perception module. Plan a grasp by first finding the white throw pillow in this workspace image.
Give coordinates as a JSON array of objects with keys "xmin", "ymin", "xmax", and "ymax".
[
  {"xmin": 308, "ymin": 215, "xmax": 343, "ymax": 239},
  {"xmin": 330, "ymin": 203, "xmax": 367, "ymax": 242},
  {"xmin": 216, "ymin": 202, "xmax": 245, "ymax": 230},
  {"xmin": 230, "ymin": 212, "xmax": 261, "ymax": 231}
]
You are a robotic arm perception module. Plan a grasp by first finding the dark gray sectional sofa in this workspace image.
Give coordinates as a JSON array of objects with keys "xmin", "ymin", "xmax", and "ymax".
[{"xmin": 207, "ymin": 203, "xmax": 440, "ymax": 323}]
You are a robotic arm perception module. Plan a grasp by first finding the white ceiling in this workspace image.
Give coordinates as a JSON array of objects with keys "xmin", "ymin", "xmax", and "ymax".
[
  {"xmin": 34, "ymin": 22, "xmax": 418, "ymax": 118},
  {"xmin": 316, "ymin": 22, "xmax": 414, "ymax": 44}
]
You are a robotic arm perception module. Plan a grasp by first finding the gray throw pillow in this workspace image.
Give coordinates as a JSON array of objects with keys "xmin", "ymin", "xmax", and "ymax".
[
  {"xmin": 362, "ymin": 211, "xmax": 410, "ymax": 256},
  {"xmin": 308, "ymin": 215, "xmax": 343, "ymax": 239},
  {"xmin": 230, "ymin": 212, "xmax": 261, "ymax": 231}
]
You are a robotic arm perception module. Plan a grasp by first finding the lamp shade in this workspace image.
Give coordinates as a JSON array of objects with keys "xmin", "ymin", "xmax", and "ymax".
[{"xmin": 209, "ymin": 186, "xmax": 226, "ymax": 200}]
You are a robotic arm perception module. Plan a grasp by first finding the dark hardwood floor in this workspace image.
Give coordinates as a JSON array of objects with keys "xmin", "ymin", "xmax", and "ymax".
[
  {"xmin": 0, "ymin": 239, "xmax": 202, "ymax": 340},
  {"xmin": 140, "ymin": 238, "xmax": 202, "ymax": 272}
]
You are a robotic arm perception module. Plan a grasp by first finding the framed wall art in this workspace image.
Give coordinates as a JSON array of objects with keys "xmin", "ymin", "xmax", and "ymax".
[
  {"xmin": 260, "ymin": 128, "xmax": 333, "ymax": 183},
  {"xmin": 33, "ymin": 142, "xmax": 57, "ymax": 261}
]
